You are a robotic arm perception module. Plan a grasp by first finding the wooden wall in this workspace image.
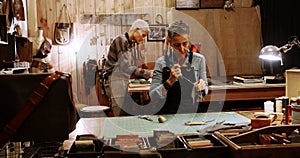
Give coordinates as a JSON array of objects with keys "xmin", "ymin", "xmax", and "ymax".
[
  {"xmin": 27, "ymin": 0, "xmax": 172, "ymax": 105},
  {"xmin": 26, "ymin": 0, "xmax": 262, "ymax": 105},
  {"xmin": 175, "ymin": 7, "xmax": 263, "ymax": 78}
]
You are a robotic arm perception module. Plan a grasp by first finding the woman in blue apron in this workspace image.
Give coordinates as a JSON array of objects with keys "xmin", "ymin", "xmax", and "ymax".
[{"xmin": 149, "ymin": 20, "xmax": 208, "ymax": 114}]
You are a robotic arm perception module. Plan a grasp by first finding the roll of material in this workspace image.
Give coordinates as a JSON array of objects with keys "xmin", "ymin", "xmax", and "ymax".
[
  {"xmin": 74, "ymin": 140, "xmax": 95, "ymax": 152},
  {"xmin": 75, "ymin": 140, "xmax": 94, "ymax": 145}
]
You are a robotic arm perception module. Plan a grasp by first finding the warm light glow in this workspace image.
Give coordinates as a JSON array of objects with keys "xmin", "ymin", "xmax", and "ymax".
[
  {"xmin": 259, "ymin": 45, "xmax": 282, "ymax": 61},
  {"xmin": 259, "ymin": 54, "xmax": 281, "ymax": 61}
]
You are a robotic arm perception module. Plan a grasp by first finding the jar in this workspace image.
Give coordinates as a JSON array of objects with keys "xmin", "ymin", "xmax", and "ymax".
[{"xmin": 264, "ymin": 100, "xmax": 274, "ymax": 113}]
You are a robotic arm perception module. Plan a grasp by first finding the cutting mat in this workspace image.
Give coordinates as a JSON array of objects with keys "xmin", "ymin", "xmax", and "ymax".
[{"xmin": 100, "ymin": 112, "xmax": 250, "ymax": 138}]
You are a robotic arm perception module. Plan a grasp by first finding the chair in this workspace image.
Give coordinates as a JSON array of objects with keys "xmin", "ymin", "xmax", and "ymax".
[{"xmin": 79, "ymin": 105, "xmax": 110, "ymax": 118}]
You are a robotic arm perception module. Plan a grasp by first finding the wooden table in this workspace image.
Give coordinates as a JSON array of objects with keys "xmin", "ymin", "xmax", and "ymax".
[
  {"xmin": 128, "ymin": 83, "xmax": 151, "ymax": 93},
  {"xmin": 128, "ymin": 83, "xmax": 151, "ymax": 105},
  {"xmin": 204, "ymin": 83, "xmax": 286, "ymax": 102},
  {"xmin": 128, "ymin": 83, "xmax": 286, "ymax": 102}
]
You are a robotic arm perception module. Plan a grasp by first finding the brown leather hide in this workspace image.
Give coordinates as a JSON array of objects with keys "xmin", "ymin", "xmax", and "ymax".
[{"xmin": 0, "ymin": 73, "xmax": 79, "ymax": 142}]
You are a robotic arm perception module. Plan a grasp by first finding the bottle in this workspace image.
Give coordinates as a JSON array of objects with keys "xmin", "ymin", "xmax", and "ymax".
[
  {"xmin": 31, "ymin": 27, "xmax": 44, "ymax": 57},
  {"xmin": 286, "ymin": 104, "xmax": 291, "ymax": 125}
]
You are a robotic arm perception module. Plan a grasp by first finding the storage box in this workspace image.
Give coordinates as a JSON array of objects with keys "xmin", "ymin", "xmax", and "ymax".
[
  {"xmin": 286, "ymin": 69, "xmax": 300, "ymax": 98},
  {"xmin": 101, "ymin": 134, "xmax": 229, "ymax": 158},
  {"xmin": 68, "ymin": 134, "xmax": 104, "ymax": 158},
  {"xmin": 157, "ymin": 134, "xmax": 229, "ymax": 158},
  {"xmin": 200, "ymin": 0, "xmax": 225, "ymax": 8},
  {"xmin": 214, "ymin": 125, "xmax": 300, "ymax": 158},
  {"xmin": 234, "ymin": 0, "xmax": 253, "ymax": 8}
]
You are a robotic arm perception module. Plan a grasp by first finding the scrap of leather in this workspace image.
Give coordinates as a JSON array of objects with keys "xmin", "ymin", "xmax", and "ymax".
[
  {"xmin": 197, "ymin": 122, "xmax": 251, "ymax": 135},
  {"xmin": 251, "ymin": 118, "xmax": 271, "ymax": 128}
]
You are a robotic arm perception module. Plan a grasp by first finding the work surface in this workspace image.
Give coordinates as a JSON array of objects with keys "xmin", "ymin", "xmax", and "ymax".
[
  {"xmin": 70, "ymin": 112, "xmax": 250, "ymax": 139},
  {"xmin": 128, "ymin": 83, "xmax": 285, "ymax": 103}
]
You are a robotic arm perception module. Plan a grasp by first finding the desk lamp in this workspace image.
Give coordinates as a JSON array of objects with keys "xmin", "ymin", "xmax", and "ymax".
[
  {"xmin": 259, "ymin": 36, "xmax": 300, "ymax": 83},
  {"xmin": 259, "ymin": 36, "xmax": 300, "ymax": 65}
]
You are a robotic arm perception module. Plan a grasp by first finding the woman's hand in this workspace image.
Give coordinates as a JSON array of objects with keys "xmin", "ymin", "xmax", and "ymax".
[
  {"xmin": 167, "ymin": 64, "xmax": 182, "ymax": 86},
  {"xmin": 195, "ymin": 79, "xmax": 206, "ymax": 92}
]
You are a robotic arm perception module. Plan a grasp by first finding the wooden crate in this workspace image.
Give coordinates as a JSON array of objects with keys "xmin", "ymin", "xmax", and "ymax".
[{"xmin": 214, "ymin": 125, "xmax": 300, "ymax": 158}]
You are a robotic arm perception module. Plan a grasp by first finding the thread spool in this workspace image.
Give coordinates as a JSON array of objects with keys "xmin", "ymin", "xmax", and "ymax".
[
  {"xmin": 275, "ymin": 98, "xmax": 283, "ymax": 113},
  {"xmin": 264, "ymin": 101, "xmax": 274, "ymax": 113}
]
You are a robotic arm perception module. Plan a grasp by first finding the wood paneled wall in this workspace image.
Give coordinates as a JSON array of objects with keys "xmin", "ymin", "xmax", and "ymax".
[
  {"xmin": 27, "ymin": 0, "xmax": 172, "ymax": 105},
  {"xmin": 175, "ymin": 7, "xmax": 263, "ymax": 78},
  {"xmin": 26, "ymin": 0, "xmax": 262, "ymax": 105}
]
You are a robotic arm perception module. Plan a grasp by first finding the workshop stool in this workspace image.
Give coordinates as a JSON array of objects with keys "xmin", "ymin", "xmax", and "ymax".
[{"xmin": 79, "ymin": 105, "xmax": 111, "ymax": 118}]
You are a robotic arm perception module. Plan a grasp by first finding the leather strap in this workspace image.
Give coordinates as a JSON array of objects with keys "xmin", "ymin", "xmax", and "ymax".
[{"xmin": 0, "ymin": 71, "xmax": 67, "ymax": 147}]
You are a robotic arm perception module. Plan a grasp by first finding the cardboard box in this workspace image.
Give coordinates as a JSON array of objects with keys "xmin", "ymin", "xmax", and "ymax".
[{"xmin": 286, "ymin": 69, "xmax": 300, "ymax": 98}]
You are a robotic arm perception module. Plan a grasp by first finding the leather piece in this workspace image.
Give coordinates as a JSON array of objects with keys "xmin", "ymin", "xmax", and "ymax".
[{"xmin": 251, "ymin": 118, "xmax": 271, "ymax": 128}]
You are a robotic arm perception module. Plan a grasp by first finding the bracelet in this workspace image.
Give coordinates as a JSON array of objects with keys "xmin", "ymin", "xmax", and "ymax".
[{"xmin": 163, "ymin": 82, "xmax": 171, "ymax": 91}]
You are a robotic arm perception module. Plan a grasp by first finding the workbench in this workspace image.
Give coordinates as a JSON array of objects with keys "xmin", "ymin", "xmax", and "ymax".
[
  {"xmin": 128, "ymin": 83, "xmax": 286, "ymax": 103},
  {"xmin": 66, "ymin": 112, "xmax": 249, "ymax": 158},
  {"xmin": 67, "ymin": 111, "xmax": 299, "ymax": 158},
  {"xmin": 205, "ymin": 83, "xmax": 285, "ymax": 102},
  {"xmin": 69, "ymin": 112, "xmax": 250, "ymax": 139}
]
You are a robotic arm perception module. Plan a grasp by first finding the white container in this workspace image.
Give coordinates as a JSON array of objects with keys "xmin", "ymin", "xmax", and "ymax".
[
  {"xmin": 275, "ymin": 98, "xmax": 283, "ymax": 113},
  {"xmin": 264, "ymin": 101, "xmax": 274, "ymax": 113}
]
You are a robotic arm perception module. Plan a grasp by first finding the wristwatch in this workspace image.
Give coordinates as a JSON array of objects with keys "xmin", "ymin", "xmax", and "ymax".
[{"xmin": 163, "ymin": 82, "xmax": 171, "ymax": 91}]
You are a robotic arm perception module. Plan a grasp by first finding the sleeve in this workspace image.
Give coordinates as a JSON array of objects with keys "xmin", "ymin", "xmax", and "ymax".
[
  {"xmin": 118, "ymin": 50, "xmax": 152, "ymax": 79},
  {"xmin": 198, "ymin": 55, "xmax": 208, "ymax": 96},
  {"xmin": 149, "ymin": 58, "xmax": 167, "ymax": 103},
  {"xmin": 105, "ymin": 36, "xmax": 151, "ymax": 79}
]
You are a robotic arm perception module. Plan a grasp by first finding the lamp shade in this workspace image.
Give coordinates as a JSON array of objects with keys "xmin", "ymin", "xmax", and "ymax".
[{"xmin": 259, "ymin": 45, "xmax": 282, "ymax": 61}]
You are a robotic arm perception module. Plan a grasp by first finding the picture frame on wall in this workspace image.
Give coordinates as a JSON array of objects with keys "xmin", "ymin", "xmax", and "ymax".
[
  {"xmin": 175, "ymin": 0, "xmax": 200, "ymax": 10},
  {"xmin": 147, "ymin": 24, "xmax": 168, "ymax": 42}
]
